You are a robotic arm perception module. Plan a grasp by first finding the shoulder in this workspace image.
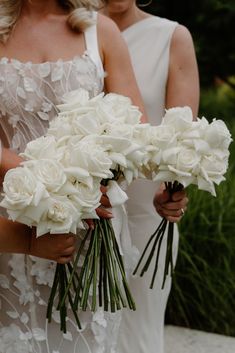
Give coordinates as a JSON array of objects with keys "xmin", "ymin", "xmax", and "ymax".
[
  {"xmin": 96, "ymin": 13, "xmax": 121, "ymax": 40},
  {"xmin": 168, "ymin": 23, "xmax": 198, "ymax": 84},
  {"xmin": 96, "ymin": 13, "xmax": 127, "ymax": 57},
  {"xmin": 171, "ymin": 24, "xmax": 194, "ymax": 50}
]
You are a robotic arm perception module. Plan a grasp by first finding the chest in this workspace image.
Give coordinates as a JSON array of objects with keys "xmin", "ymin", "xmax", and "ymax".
[{"xmin": 0, "ymin": 18, "xmax": 86, "ymax": 64}]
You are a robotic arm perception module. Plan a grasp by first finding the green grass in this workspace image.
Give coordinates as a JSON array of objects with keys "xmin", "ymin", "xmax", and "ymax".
[{"xmin": 166, "ymin": 85, "xmax": 235, "ymax": 336}]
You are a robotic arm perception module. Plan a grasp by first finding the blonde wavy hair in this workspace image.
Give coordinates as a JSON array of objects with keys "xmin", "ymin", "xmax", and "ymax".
[{"xmin": 0, "ymin": 0, "xmax": 103, "ymax": 43}]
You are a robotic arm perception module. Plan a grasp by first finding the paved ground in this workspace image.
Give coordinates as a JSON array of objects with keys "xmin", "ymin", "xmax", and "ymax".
[{"xmin": 165, "ymin": 325, "xmax": 235, "ymax": 353}]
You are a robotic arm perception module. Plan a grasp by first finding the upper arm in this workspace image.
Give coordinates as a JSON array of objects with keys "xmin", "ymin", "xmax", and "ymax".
[
  {"xmin": 97, "ymin": 14, "xmax": 147, "ymax": 122},
  {"xmin": 166, "ymin": 25, "xmax": 200, "ymax": 118}
]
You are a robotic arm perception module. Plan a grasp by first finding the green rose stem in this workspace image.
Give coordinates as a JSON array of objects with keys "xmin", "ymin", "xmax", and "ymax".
[
  {"xmin": 60, "ymin": 228, "xmax": 92, "ymax": 311},
  {"xmin": 46, "ymin": 262, "xmax": 82, "ymax": 333},
  {"xmin": 59, "ymin": 170, "xmax": 136, "ymax": 329},
  {"xmin": 67, "ymin": 218, "xmax": 135, "ymax": 313},
  {"xmin": 133, "ymin": 181, "xmax": 183, "ymax": 289}
]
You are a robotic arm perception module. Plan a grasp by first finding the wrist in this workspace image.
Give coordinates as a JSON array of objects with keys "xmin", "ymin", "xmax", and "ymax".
[
  {"xmin": 0, "ymin": 218, "xmax": 31, "ymax": 254},
  {"xmin": 0, "ymin": 147, "xmax": 23, "ymax": 179}
]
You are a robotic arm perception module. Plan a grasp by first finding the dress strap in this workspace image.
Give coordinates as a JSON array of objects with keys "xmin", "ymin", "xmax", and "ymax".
[{"xmin": 84, "ymin": 12, "xmax": 104, "ymax": 80}]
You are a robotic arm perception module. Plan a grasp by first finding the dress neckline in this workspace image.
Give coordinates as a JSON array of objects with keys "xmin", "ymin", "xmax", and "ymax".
[
  {"xmin": 122, "ymin": 16, "xmax": 156, "ymax": 34},
  {"xmin": 0, "ymin": 50, "xmax": 90, "ymax": 66}
]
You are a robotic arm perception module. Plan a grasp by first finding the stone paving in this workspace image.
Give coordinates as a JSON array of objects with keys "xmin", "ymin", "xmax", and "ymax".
[{"xmin": 165, "ymin": 325, "xmax": 235, "ymax": 353}]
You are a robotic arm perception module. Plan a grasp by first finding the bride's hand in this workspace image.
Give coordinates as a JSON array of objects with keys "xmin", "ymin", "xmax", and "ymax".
[
  {"xmin": 86, "ymin": 185, "xmax": 113, "ymax": 228},
  {"xmin": 153, "ymin": 187, "xmax": 188, "ymax": 223},
  {"xmin": 29, "ymin": 229, "xmax": 76, "ymax": 264},
  {"xmin": 96, "ymin": 185, "xmax": 112, "ymax": 217}
]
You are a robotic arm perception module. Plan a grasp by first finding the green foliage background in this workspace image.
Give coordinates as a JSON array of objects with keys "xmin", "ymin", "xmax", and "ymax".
[{"xmin": 144, "ymin": 0, "xmax": 235, "ymax": 336}]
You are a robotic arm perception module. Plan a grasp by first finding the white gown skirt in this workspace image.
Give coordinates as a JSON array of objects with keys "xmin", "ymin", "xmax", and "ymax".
[{"xmin": 117, "ymin": 179, "xmax": 179, "ymax": 353}]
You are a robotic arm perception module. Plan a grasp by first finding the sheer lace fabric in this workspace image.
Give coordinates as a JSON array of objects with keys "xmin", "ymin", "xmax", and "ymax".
[{"xmin": 0, "ymin": 51, "xmax": 122, "ymax": 353}]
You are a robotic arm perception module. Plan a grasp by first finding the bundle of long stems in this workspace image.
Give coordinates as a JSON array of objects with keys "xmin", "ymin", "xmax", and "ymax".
[
  {"xmin": 49, "ymin": 172, "xmax": 136, "ymax": 332},
  {"xmin": 133, "ymin": 181, "xmax": 183, "ymax": 289}
]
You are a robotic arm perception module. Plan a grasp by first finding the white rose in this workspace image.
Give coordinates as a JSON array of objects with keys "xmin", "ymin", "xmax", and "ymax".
[
  {"xmin": 0, "ymin": 167, "xmax": 48, "ymax": 210},
  {"xmin": 71, "ymin": 111, "xmax": 103, "ymax": 137},
  {"xmin": 204, "ymin": 119, "xmax": 232, "ymax": 150},
  {"xmin": 125, "ymin": 146, "xmax": 147, "ymax": 169},
  {"xmin": 200, "ymin": 154, "xmax": 228, "ymax": 185},
  {"xmin": 57, "ymin": 88, "xmax": 90, "ymax": 112},
  {"xmin": 196, "ymin": 153, "xmax": 228, "ymax": 197},
  {"xmin": 20, "ymin": 135, "xmax": 57, "ymax": 160},
  {"xmin": 124, "ymin": 106, "xmax": 142, "ymax": 125},
  {"xmin": 171, "ymin": 147, "xmax": 201, "ymax": 175},
  {"xmin": 147, "ymin": 125, "xmax": 178, "ymax": 165},
  {"xmin": 47, "ymin": 115, "xmax": 74, "ymax": 139},
  {"xmin": 162, "ymin": 106, "xmax": 193, "ymax": 132},
  {"xmin": 133, "ymin": 124, "xmax": 150, "ymax": 144},
  {"xmin": 103, "ymin": 93, "xmax": 132, "ymax": 112},
  {"xmin": 152, "ymin": 166, "xmax": 178, "ymax": 184},
  {"xmin": 161, "ymin": 146, "xmax": 181, "ymax": 165},
  {"xmin": 149, "ymin": 125, "xmax": 177, "ymax": 148},
  {"xmin": 97, "ymin": 124, "xmax": 133, "ymax": 165},
  {"xmin": 101, "ymin": 93, "xmax": 142, "ymax": 123},
  {"xmin": 153, "ymin": 147, "xmax": 200, "ymax": 187},
  {"xmin": 102, "ymin": 122, "xmax": 134, "ymax": 140},
  {"xmin": 24, "ymin": 159, "xmax": 67, "ymax": 192},
  {"xmin": 64, "ymin": 136, "xmax": 113, "ymax": 180},
  {"xmin": 36, "ymin": 196, "xmax": 79, "ymax": 236},
  {"xmin": 69, "ymin": 178, "xmax": 102, "ymax": 215},
  {"xmin": 87, "ymin": 91, "xmax": 106, "ymax": 106}
]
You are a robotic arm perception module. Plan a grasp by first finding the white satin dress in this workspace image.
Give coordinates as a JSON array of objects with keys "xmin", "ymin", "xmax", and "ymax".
[
  {"xmin": 117, "ymin": 16, "xmax": 179, "ymax": 353},
  {"xmin": 0, "ymin": 14, "xmax": 123, "ymax": 353}
]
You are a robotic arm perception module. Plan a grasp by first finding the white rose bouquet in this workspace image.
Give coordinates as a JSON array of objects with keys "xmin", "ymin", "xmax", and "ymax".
[
  {"xmin": 133, "ymin": 107, "xmax": 232, "ymax": 289},
  {"xmin": 0, "ymin": 89, "xmax": 147, "ymax": 332},
  {"xmin": 0, "ymin": 132, "xmax": 111, "ymax": 331},
  {"xmin": 53, "ymin": 90, "xmax": 148, "ymax": 318}
]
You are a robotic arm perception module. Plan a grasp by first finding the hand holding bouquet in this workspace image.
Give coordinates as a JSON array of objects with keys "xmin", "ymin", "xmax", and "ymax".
[{"xmin": 133, "ymin": 106, "xmax": 232, "ymax": 289}]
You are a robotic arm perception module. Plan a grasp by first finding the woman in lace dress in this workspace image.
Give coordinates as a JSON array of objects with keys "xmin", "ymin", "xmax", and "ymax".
[
  {"xmin": 102, "ymin": 1, "xmax": 199, "ymax": 352},
  {"xmin": 0, "ymin": 1, "xmax": 148, "ymax": 352}
]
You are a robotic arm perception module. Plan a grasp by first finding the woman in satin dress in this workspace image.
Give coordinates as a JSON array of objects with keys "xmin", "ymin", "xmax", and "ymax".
[{"xmin": 102, "ymin": 1, "xmax": 199, "ymax": 352}]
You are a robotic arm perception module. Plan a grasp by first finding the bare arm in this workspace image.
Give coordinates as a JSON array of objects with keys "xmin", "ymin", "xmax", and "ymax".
[
  {"xmin": 0, "ymin": 218, "xmax": 31, "ymax": 254},
  {"xmin": 0, "ymin": 217, "xmax": 76, "ymax": 263},
  {"xmin": 0, "ymin": 147, "xmax": 23, "ymax": 184},
  {"xmin": 155, "ymin": 25, "xmax": 200, "ymax": 221},
  {"xmin": 0, "ymin": 125, "xmax": 23, "ymax": 184},
  {"xmin": 98, "ymin": 14, "xmax": 147, "ymax": 123},
  {"xmin": 166, "ymin": 25, "xmax": 200, "ymax": 117}
]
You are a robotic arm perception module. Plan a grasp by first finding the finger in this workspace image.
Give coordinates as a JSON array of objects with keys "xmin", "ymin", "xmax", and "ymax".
[
  {"xmin": 172, "ymin": 190, "xmax": 187, "ymax": 202},
  {"xmin": 166, "ymin": 215, "xmax": 182, "ymax": 223},
  {"xmin": 61, "ymin": 245, "xmax": 76, "ymax": 257},
  {"xmin": 160, "ymin": 200, "xmax": 188, "ymax": 211},
  {"xmin": 57, "ymin": 255, "xmax": 73, "ymax": 264},
  {"xmin": 55, "ymin": 234, "xmax": 76, "ymax": 247},
  {"xmin": 154, "ymin": 189, "xmax": 171, "ymax": 206},
  {"xmin": 100, "ymin": 194, "xmax": 112, "ymax": 208},
  {"xmin": 100, "ymin": 185, "xmax": 108, "ymax": 194},
  {"xmin": 161, "ymin": 206, "xmax": 187, "ymax": 217},
  {"xmin": 96, "ymin": 208, "xmax": 113, "ymax": 219},
  {"xmin": 85, "ymin": 219, "xmax": 95, "ymax": 229}
]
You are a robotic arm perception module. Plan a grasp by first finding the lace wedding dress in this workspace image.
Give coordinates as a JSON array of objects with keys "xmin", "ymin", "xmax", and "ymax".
[{"xmin": 0, "ymin": 15, "xmax": 122, "ymax": 353}]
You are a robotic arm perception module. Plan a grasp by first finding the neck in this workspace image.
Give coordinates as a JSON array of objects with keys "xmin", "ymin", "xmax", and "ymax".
[
  {"xmin": 102, "ymin": 4, "xmax": 149, "ymax": 32},
  {"xmin": 22, "ymin": 0, "xmax": 65, "ymax": 18}
]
